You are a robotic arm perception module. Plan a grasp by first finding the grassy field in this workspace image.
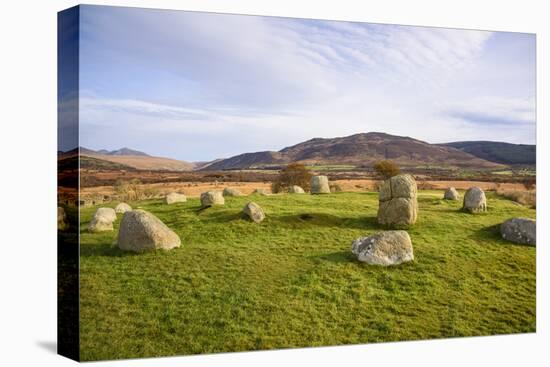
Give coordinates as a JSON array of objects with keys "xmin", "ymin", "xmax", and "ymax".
[{"xmin": 78, "ymin": 191, "xmax": 536, "ymax": 361}]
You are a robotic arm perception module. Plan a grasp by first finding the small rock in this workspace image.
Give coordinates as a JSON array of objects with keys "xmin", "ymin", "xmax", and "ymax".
[
  {"xmin": 88, "ymin": 207, "xmax": 117, "ymax": 232},
  {"xmin": 200, "ymin": 191, "xmax": 225, "ymax": 207},
  {"xmin": 166, "ymin": 192, "xmax": 187, "ymax": 204},
  {"xmin": 289, "ymin": 185, "xmax": 305, "ymax": 194},
  {"xmin": 501, "ymin": 217, "xmax": 536, "ymax": 246},
  {"xmin": 351, "ymin": 230, "xmax": 414, "ymax": 266},
  {"xmin": 115, "ymin": 202, "xmax": 132, "ymax": 214},
  {"xmin": 252, "ymin": 188, "xmax": 270, "ymax": 196},
  {"xmin": 242, "ymin": 202, "xmax": 265, "ymax": 223},
  {"xmin": 223, "ymin": 187, "xmax": 243, "ymax": 196},
  {"xmin": 443, "ymin": 187, "xmax": 460, "ymax": 200}
]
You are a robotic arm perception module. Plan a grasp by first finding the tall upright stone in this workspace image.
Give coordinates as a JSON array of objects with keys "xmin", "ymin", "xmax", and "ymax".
[
  {"xmin": 377, "ymin": 174, "xmax": 418, "ymax": 226},
  {"xmin": 310, "ymin": 175, "xmax": 330, "ymax": 194}
]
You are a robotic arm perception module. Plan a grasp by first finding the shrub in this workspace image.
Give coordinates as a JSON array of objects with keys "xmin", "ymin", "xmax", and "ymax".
[
  {"xmin": 271, "ymin": 163, "xmax": 312, "ymax": 193},
  {"xmin": 373, "ymin": 160, "xmax": 400, "ymax": 180},
  {"xmin": 496, "ymin": 188, "xmax": 536, "ymax": 208},
  {"xmin": 114, "ymin": 178, "xmax": 144, "ymax": 201},
  {"xmin": 522, "ymin": 177, "xmax": 536, "ymax": 191}
]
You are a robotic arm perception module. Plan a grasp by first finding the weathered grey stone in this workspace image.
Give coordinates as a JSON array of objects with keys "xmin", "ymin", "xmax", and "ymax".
[
  {"xmin": 444, "ymin": 187, "xmax": 460, "ymax": 201},
  {"xmin": 351, "ymin": 230, "xmax": 414, "ymax": 266},
  {"xmin": 311, "ymin": 175, "xmax": 330, "ymax": 194},
  {"xmin": 115, "ymin": 202, "xmax": 132, "ymax": 214},
  {"xmin": 377, "ymin": 174, "xmax": 418, "ymax": 226},
  {"xmin": 252, "ymin": 188, "xmax": 270, "ymax": 196},
  {"xmin": 223, "ymin": 187, "xmax": 243, "ymax": 196},
  {"xmin": 165, "ymin": 192, "xmax": 187, "ymax": 204},
  {"xmin": 289, "ymin": 185, "xmax": 305, "ymax": 194},
  {"xmin": 88, "ymin": 207, "xmax": 117, "ymax": 232},
  {"xmin": 200, "ymin": 191, "xmax": 225, "ymax": 207},
  {"xmin": 117, "ymin": 209, "xmax": 181, "ymax": 252},
  {"xmin": 58, "ymin": 207, "xmax": 69, "ymax": 231},
  {"xmin": 463, "ymin": 187, "xmax": 487, "ymax": 213},
  {"xmin": 501, "ymin": 217, "xmax": 536, "ymax": 246},
  {"xmin": 242, "ymin": 202, "xmax": 265, "ymax": 223},
  {"xmin": 378, "ymin": 198, "xmax": 418, "ymax": 226}
]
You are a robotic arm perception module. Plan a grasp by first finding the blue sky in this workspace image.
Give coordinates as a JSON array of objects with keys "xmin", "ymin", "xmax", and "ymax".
[{"xmin": 75, "ymin": 5, "xmax": 536, "ymax": 161}]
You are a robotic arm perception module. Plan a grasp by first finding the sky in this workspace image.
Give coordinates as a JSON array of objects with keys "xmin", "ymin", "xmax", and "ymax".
[{"xmin": 73, "ymin": 5, "xmax": 536, "ymax": 161}]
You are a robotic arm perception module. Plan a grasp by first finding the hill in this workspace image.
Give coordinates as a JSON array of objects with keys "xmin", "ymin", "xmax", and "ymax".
[
  {"xmin": 440, "ymin": 141, "xmax": 535, "ymax": 165},
  {"xmin": 60, "ymin": 147, "xmax": 195, "ymax": 171},
  {"xmin": 204, "ymin": 132, "xmax": 504, "ymax": 170}
]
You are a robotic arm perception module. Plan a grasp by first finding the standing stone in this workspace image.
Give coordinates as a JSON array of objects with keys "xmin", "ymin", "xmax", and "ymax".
[
  {"xmin": 289, "ymin": 185, "xmax": 305, "ymax": 194},
  {"xmin": 444, "ymin": 187, "xmax": 460, "ymax": 201},
  {"xmin": 200, "ymin": 191, "xmax": 225, "ymax": 207},
  {"xmin": 88, "ymin": 207, "xmax": 117, "ymax": 232},
  {"xmin": 501, "ymin": 217, "xmax": 536, "ymax": 246},
  {"xmin": 377, "ymin": 174, "xmax": 418, "ymax": 226},
  {"xmin": 58, "ymin": 207, "xmax": 69, "ymax": 231},
  {"xmin": 115, "ymin": 202, "xmax": 132, "ymax": 214},
  {"xmin": 310, "ymin": 175, "xmax": 330, "ymax": 194},
  {"xmin": 463, "ymin": 187, "xmax": 487, "ymax": 213},
  {"xmin": 242, "ymin": 202, "xmax": 265, "ymax": 223},
  {"xmin": 117, "ymin": 209, "xmax": 181, "ymax": 252},
  {"xmin": 166, "ymin": 192, "xmax": 187, "ymax": 204},
  {"xmin": 351, "ymin": 230, "xmax": 414, "ymax": 266},
  {"xmin": 223, "ymin": 187, "xmax": 243, "ymax": 196}
]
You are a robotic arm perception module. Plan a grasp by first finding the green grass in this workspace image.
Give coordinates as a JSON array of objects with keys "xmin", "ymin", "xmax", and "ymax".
[{"xmin": 79, "ymin": 191, "xmax": 536, "ymax": 361}]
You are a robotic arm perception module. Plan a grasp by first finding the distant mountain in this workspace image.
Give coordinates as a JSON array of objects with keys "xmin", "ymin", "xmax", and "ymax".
[
  {"xmin": 76, "ymin": 147, "xmax": 195, "ymax": 171},
  {"xmin": 79, "ymin": 147, "xmax": 149, "ymax": 156},
  {"xmin": 204, "ymin": 132, "xmax": 504, "ymax": 170},
  {"xmin": 440, "ymin": 141, "xmax": 535, "ymax": 165}
]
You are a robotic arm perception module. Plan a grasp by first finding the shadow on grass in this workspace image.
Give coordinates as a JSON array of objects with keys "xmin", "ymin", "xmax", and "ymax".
[
  {"xmin": 471, "ymin": 223, "xmax": 535, "ymax": 248},
  {"xmin": 271, "ymin": 213, "xmax": 381, "ymax": 230},
  {"xmin": 79, "ymin": 243, "xmax": 140, "ymax": 258},
  {"xmin": 312, "ymin": 251, "xmax": 356, "ymax": 264},
  {"xmin": 197, "ymin": 208, "xmax": 247, "ymax": 222}
]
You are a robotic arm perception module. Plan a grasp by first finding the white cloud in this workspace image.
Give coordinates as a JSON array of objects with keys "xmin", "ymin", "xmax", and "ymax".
[{"xmin": 77, "ymin": 6, "xmax": 535, "ymax": 160}]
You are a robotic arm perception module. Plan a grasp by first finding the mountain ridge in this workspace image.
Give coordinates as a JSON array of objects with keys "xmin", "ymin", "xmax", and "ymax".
[
  {"xmin": 440, "ymin": 141, "xmax": 535, "ymax": 165},
  {"xmin": 203, "ymin": 132, "xmax": 505, "ymax": 170}
]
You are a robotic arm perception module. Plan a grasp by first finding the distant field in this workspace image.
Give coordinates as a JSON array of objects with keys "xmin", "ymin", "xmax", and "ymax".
[
  {"xmin": 306, "ymin": 164, "xmax": 357, "ymax": 171},
  {"xmin": 80, "ymin": 179, "xmax": 529, "ymax": 200},
  {"xmin": 79, "ymin": 191, "xmax": 536, "ymax": 360}
]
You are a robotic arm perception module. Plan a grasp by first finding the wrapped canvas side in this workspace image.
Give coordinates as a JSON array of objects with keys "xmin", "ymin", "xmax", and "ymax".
[{"xmin": 57, "ymin": 5, "xmax": 80, "ymax": 362}]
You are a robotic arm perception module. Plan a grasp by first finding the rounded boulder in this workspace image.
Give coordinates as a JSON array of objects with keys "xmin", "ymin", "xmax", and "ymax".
[
  {"xmin": 289, "ymin": 185, "xmax": 305, "ymax": 194},
  {"xmin": 223, "ymin": 187, "xmax": 243, "ymax": 197},
  {"xmin": 88, "ymin": 207, "xmax": 117, "ymax": 233},
  {"xmin": 166, "ymin": 192, "xmax": 187, "ymax": 205},
  {"xmin": 444, "ymin": 187, "xmax": 460, "ymax": 200},
  {"xmin": 242, "ymin": 202, "xmax": 265, "ymax": 223},
  {"xmin": 351, "ymin": 230, "xmax": 414, "ymax": 266},
  {"xmin": 200, "ymin": 191, "xmax": 225, "ymax": 207},
  {"xmin": 115, "ymin": 202, "xmax": 132, "ymax": 214},
  {"xmin": 117, "ymin": 209, "xmax": 181, "ymax": 252},
  {"xmin": 501, "ymin": 217, "xmax": 536, "ymax": 246},
  {"xmin": 463, "ymin": 187, "xmax": 487, "ymax": 213}
]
